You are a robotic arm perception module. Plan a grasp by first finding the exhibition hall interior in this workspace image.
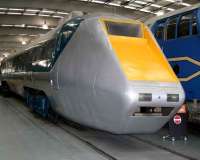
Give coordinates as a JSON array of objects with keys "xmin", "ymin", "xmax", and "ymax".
[{"xmin": 0, "ymin": 0, "xmax": 199, "ymax": 160}]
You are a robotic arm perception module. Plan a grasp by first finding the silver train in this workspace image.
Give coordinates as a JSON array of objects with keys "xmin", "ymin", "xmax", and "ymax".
[{"xmin": 0, "ymin": 14, "xmax": 185, "ymax": 134}]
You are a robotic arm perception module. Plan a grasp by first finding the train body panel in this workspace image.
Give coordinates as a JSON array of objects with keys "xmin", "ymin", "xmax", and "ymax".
[{"xmin": 0, "ymin": 14, "xmax": 184, "ymax": 134}]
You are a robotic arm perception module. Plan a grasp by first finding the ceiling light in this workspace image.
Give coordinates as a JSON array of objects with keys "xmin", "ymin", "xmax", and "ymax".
[
  {"xmin": 156, "ymin": 10, "xmax": 164, "ymax": 16},
  {"xmin": 166, "ymin": 8, "xmax": 175, "ymax": 11},
  {"xmin": 26, "ymin": 9, "xmax": 40, "ymax": 12},
  {"xmin": 124, "ymin": 6, "xmax": 136, "ymax": 10},
  {"xmin": 52, "ymin": 15, "xmax": 64, "ymax": 18},
  {"xmin": 1, "ymin": 24, "xmax": 13, "ymax": 27},
  {"xmin": 29, "ymin": 35, "xmax": 38, "ymax": 37},
  {"xmin": 0, "ymin": 8, "xmax": 7, "ymax": 10},
  {"xmin": 9, "ymin": 8, "xmax": 24, "ymax": 11},
  {"xmin": 27, "ymin": 25, "xmax": 38, "ymax": 28},
  {"xmin": 38, "ymin": 14, "xmax": 50, "ymax": 17},
  {"xmin": 109, "ymin": 3, "xmax": 120, "ymax": 7},
  {"xmin": 179, "ymin": 2, "xmax": 191, "ymax": 6},
  {"xmin": 42, "ymin": 24, "xmax": 48, "ymax": 29},
  {"xmin": 151, "ymin": 4, "xmax": 162, "ymax": 8},
  {"xmin": 135, "ymin": 1, "xmax": 147, "ymax": 5},
  {"xmin": 41, "ymin": 9, "xmax": 55, "ymax": 14},
  {"xmin": 42, "ymin": 21, "xmax": 48, "ymax": 30},
  {"xmin": 56, "ymin": 11, "xmax": 68, "ymax": 15},
  {"xmin": 3, "ymin": 53, "xmax": 10, "ymax": 57},
  {"xmin": 22, "ymin": 41, "xmax": 27, "ymax": 45},
  {"xmin": 165, "ymin": 0, "xmax": 175, "ymax": 2},
  {"xmin": 140, "ymin": 8, "xmax": 152, "ymax": 13},
  {"xmin": 19, "ymin": 34, "xmax": 27, "ymax": 36},
  {"xmin": 7, "ymin": 12, "xmax": 22, "ymax": 15},
  {"xmin": 92, "ymin": 0, "xmax": 104, "ymax": 4},
  {"xmin": 129, "ymin": 3, "xmax": 142, "ymax": 8},
  {"xmin": 23, "ymin": 13, "xmax": 36, "ymax": 16},
  {"xmin": 14, "ymin": 24, "xmax": 25, "ymax": 27}
]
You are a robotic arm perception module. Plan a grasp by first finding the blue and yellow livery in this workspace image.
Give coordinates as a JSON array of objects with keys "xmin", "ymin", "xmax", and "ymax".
[{"xmin": 147, "ymin": 4, "xmax": 200, "ymax": 101}]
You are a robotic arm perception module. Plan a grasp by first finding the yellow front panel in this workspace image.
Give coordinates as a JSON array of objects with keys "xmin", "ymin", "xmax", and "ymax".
[{"xmin": 101, "ymin": 19, "xmax": 178, "ymax": 82}]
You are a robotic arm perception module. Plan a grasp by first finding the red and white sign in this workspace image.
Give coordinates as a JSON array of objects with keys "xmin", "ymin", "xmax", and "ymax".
[{"xmin": 173, "ymin": 115, "xmax": 182, "ymax": 125}]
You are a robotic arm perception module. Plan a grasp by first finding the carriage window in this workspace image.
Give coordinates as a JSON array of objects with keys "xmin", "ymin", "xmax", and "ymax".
[
  {"xmin": 104, "ymin": 21, "xmax": 142, "ymax": 37},
  {"xmin": 155, "ymin": 22, "xmax": 165, "ymax": 40},
  {"xmin": 178, "ymin": 14, "xmax": 192, "ymax": 37},
  {"xmin": 192, "ymin": 15, "xmax": 198, "ymax": 35},
  {"xmin": 32, "ymin": 39, "xmax": 56, "ymax": 71},
  {"xmin": 166, "ymin": 18, "xmax": 177, "ymax": 40}
]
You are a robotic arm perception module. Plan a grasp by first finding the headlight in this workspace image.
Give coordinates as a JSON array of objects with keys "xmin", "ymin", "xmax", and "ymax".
[
  {"xmin": 139, "ymin": 93, "xmax": 152, "ymax": 102},
  {"xmin": 167, "ymin": 94, "xmax": 179, "ymax": 102}
]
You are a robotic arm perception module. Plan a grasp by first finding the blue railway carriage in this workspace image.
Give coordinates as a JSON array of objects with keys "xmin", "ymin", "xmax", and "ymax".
[{"xmin": 147, "ymin": 4, "xmax": 200, "ymax": 122}]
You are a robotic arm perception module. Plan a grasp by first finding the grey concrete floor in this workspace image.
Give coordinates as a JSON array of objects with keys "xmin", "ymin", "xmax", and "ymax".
[
  {"xmin": 0, "ymin": 96, "xmax": 199, "ymax": 160},
  {"xmin": 0, "ymin": 96, "xmax": 107, "ymax": 160},
  {"xmin": 135, "ymin": 129, "xmax": 200, "ymax": 160}
]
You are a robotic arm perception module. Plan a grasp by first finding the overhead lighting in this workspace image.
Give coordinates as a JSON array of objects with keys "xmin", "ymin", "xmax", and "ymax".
[
  {"xmin": 1, "ymin": 24, "xmax": 13, "ymax": 27},
  {"xmin": 52, "ymin": 15, "xmax": 64, "ymax": 18},
  {"xmin": 135, "ymin": 1, "xmax": 148, "ymax": 5},
  {"xmin": 156, "ymin": 10, "xmax": 164, "ymax": 16},
  {"xmin": 14, "ymin": 24, "xmax": 25, "ymax": 27},
  {"xmin": 166, "ymin": 8, "xmax": 175, "ymax": 11},
  {"xmin": 180, "ymin": 2, "xmax": 191, "ymax": 7},
  {"xmin": 3, "ymin": 53, "xmax": 10, "ymax": 57},
  {"xmin": 109, "ymin": 2, "xmax": 120, "ymax": 7},
  {"xmin": 23, "ymin": 13, "xmax": 36, "ymax": 16},
  {"xmin": 92, "ymin": 0, "xmax": 104, "ymax": 4},
  {"xmin": 0, "ymin": 8, "xmax": 7, "ymax": 10},
  {"xmin": 42, "ymin": 24, "xmax": 48, "ymax": 29},
  {"xmin": 165, "ymin": 0, "xmax": 175, "ymax": 2},
  {"xmin": 56, "ymin": 11, "xmax": 69, "ymax": 15},
  {"xmin": 151, "ymin": 4, "xmax": 162, "ymax": 8},
  {"xmin": 26, "ymin": 9, "xmax": 40, "ymax": 12},
  {"xmin": 9, "ymin": 8, "xmax": 24, "ymax": 11},
  {"xmin": 22, "ymin": 41, "xmax": 27, "ymax": 45},
  {"xmin": 124, "ymin": 6, "xmax": 136, "ymax": 10},
  {"xmin": 140, "ymin": 8, "xmax": 152, "ymax": 13},
  {"xmin": 0, "ymin": 12, "xmax": 5, "ymax": 14},
  {"xmin": 19, "ymin": 34, "xmax": 27, "ymax": 36},
  {"xmin": 129, "ymin": 3, "xmax": 142, "ymax": 8},
  {"xmin": 38, "ymin": 14, "xmax": 50, "ymax": 17},
  {"xmin": 27, "ymin": 25, "xmax": 39, "ymax": 28},
  {"xmin": 29, "ymin": 35, "xmax": 38, "ymax": 37},
  {"xmin": 7, "ymin": 12, "xmax": 22, "ymax": 15},
  {"xmin": 42, "ymin": 20, "xmax": 48, "ymax": 30},
  {"xmin": 41, "ymin": 9, "xmax": 55, "ymax": 14}
]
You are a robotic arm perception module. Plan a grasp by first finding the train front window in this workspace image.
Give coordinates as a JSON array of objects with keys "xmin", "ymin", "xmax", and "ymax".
[
  {"xmin": 104, "ymin": 21, "xmax": 142, "ymax": 37},
  {"xmin": 54, "ymin": 17, "xmax": 84, "ymax": 62}
]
